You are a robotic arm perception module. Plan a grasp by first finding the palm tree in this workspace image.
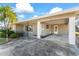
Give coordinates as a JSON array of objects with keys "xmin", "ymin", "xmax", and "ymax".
[
  {"xmin": 0, "ymin": 6, "xmax": 4, "ymax": 22},
  {"xmin": 0, "ymin": 6, "xmax": 17, "ymax": 41},
  {"xmin": 0, "ymin": 6, "xmax": 5, "ymax": 30},
  {"xmin": 0, "ymin": 6, "xmax": 17, "ymax": 28},
  {"xmin": 3, "ymin": 6, "xmax": 17, "ymax": 26}
]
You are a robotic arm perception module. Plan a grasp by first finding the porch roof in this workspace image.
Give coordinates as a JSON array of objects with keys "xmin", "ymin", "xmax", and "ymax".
[{"xmin": 12, "ymin": 7, "xmax": 79, "ymax": 25}]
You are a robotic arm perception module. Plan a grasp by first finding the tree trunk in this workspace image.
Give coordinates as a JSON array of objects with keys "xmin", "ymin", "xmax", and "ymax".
[{"xmin": 4, "ymin": 18, "xmax": 9, "ymax": 42}]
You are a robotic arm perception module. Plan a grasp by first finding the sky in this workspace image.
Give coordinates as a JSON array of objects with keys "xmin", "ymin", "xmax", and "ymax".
[{"xmin": 0, "ymin": 3, "xmax": 79, "ymax": 22}]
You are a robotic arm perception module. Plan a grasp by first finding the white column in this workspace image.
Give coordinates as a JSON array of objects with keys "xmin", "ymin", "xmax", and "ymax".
[
  {"xmin": 69, "ymin": 16, "xmax": 76, "ymax": 45},
  {"xmin": 37, "ymin": 21, "xmax": 41, "ymax": 39}
]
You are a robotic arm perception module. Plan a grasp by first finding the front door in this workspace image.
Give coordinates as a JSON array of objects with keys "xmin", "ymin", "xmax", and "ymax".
[{"xmin": 54, "ymin": 25, "xmax": 58, "ymax": 34}]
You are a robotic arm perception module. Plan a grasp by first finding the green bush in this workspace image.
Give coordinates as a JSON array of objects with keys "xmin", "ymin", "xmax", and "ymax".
[
  {"xmin": 8, "ymin": 30, "xmax": 15, "ymax": 36},
  {"xmin": 0, "ymin": 29, "xmax": 20, "ymax": 38},
  {"xmin": 0, "ymin": 29, "xmax": 6, "ymax": 33},
  {"xmin": 9, "ymin": 33, "xmax": 19, "ymax": 39},
  {"xmin": 0, "ymin": 32, "xmax": 6, "ymax": 38}
]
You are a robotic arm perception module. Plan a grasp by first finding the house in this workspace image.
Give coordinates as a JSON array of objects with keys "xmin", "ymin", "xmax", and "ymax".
[{"xmin": 11, "ymin": 7, "xmax": 79, "ymax": 45}]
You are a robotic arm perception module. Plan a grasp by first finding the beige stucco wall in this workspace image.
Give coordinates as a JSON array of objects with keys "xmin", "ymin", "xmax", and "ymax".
[
  {"xmin": 58, "ymin": 24, "xmax": 68, "ymax": 35},
  {"xmin": 41, "ymin": 23, "xmax": 68, "ymax": 36},
  {"xmin": 22, "ymin": 22, "xmax": 37, "ymax": 37},
  {"xmin": 32, "ymin": 23, "xmax": 37, "ymax": 35},
  {"xmin": 15, "ymin": 24, "xmax": 24, "ymax": 33},
  {"xmin": 11, "ymin": 21, "xmax": 68, "ymax": 38},
  {"xmin": 29, "ymin": 23, "xmax": 52, "ymax": 36},
  {"xmin": 41, "ymin": 23, "xmax": 52, "ymax": 36}
]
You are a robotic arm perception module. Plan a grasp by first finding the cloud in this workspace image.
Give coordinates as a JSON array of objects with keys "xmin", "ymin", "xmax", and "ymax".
[
  {"xmin": 49, "ymin": 7, "xmax": 63, "ymax": 14},
  {"xmin": 17, "ymin": 14, "xmax": 26, "ymax": 20},
  {"xmin": 18, "ymin": 14, "xmax": 24, "ymax": 18},
  {"xmin": 32, "ymin": 15, "xmax": 38, "ymax": 18},
  {"xmin": 15, "ymin": 1, "xmax": 34, "ymax": 13}
]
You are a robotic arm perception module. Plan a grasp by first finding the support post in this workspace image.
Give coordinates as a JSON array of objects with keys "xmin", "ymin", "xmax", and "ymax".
[
  {"xmin": 37, "ymin": 21, "xmax": 41, "ymax": 39},
  {"xmin": 69, "ymin": 16, "xmax": 76, "ymax": 45}
]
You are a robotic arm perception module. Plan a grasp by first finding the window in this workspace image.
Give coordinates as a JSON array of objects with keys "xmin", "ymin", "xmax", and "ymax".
[
  {"xmin": 25, "ymin": 25, "xmax": 32, "ymax": 31},
  {"xmin": 46, "ymin": 25, "xmax": 49, "ymax": 29}
]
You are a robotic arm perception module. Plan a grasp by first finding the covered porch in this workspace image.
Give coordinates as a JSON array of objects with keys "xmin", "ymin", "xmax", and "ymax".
[{"xmin": 36, "ymin": 16, "xmax": 76, "ymax": 45}]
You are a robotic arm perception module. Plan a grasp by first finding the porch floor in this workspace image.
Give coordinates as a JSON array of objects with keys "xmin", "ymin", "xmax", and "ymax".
[{"xmin": 42, "ymin": 35, "xmax": 69, "ymax": 45}]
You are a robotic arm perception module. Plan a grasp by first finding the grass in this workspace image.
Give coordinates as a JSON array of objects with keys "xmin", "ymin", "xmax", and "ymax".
[{"xmin": 0, "ymin": 38, "xmax": 6, "ymax": 45}]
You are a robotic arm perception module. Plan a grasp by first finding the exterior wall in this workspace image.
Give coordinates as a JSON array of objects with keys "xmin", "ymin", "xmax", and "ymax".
[
  {"xmin": 32, "ymin": 23, "xmax": 37, "ymax": 35},
  {"xmin": 58, "ymin": 24, "xmax": 68, "ymax": 35},
  {"xmin": 11, "ymin": 22, "xmax": 68, "ymax": 37},
  {"xmin": 22, "ymin": 22, "xmax": 68, "ymax": 36},
  {"xmin": 41, "ymin": 23, "xmax": 68, "ymax": 36},
  {"xmin": 23, "ymin": 22, "xmax": 37, "ymax": 37},
  {"xmin": 41, "ymin": 23, "xmax": 52, "ymax": 36},
  {"xmin": 11, "ymin": 25, "xmax": 16, "ymax": 31},
  {"xmin": 15, "ymin": 24, "xmax": 24, "ymax": 33},
  {"xmin": 12, "ymin": 23, "xmax": 37, "ymax": 37}
]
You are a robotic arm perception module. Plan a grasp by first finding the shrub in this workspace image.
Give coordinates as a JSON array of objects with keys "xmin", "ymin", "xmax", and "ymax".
[
  {"xmin": 0, "ymin": 32, "xmax": 6, "ymax": 38},
  {"xmin": 8, "ymin": 30, "xmax": 15, "ymax": 36},
  {"xmin": 9, "ymin": 33, "xmax": 19, "ymax": 39},
  {"xmin": 0, "ymin": 29, "xmax": 6, "ymax": 33},
  {"xmin": 0, "ymin": 29, "xmax": 20, "ymax": 38}
]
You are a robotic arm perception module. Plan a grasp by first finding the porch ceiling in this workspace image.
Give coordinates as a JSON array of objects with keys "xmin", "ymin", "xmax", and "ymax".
[{"xmin": 42, "ymin": 18, "xmax": 68, "ymax": 25}]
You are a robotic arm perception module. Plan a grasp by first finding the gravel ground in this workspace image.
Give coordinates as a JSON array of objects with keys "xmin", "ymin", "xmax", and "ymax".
[{"xmin": 0, "ymin": 38, "xmax": 79, "ymax": 56}]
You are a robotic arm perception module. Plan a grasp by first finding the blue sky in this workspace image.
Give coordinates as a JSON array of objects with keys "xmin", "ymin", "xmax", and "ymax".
[{"xmin": 0, "ymin": 3, "xmax": 79, "ymax": 21}]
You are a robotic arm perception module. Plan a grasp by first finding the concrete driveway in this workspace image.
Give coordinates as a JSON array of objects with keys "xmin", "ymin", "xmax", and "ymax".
[{"xmin": 0, "ymin": 37, "xmax": 79, "ymax": 56}]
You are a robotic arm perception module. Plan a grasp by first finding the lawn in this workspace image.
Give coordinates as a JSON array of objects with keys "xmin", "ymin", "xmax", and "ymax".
[{"xmin": 0, "ymin": 38, "xmax": 6, "ymax": 45}]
